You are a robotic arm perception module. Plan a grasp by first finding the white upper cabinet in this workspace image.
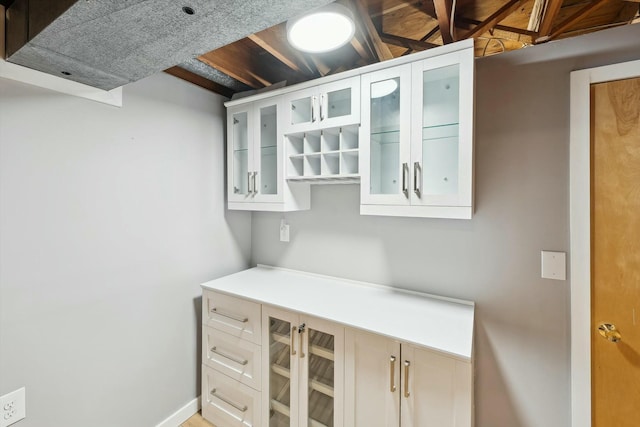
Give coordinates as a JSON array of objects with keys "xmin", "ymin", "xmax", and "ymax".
[
  {"xmin": 360, "ymin": 46, "xmax": 475, "ymax": 219},
  {"xmin": 227, "ymin": 97, "xmax": 310, "ymax": 212},
  {"xmin": 283, "ymin": 76, "xmax": 361, "ymax": 133}
]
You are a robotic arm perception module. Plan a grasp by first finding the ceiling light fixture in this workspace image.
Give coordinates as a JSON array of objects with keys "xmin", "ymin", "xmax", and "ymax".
[{"xmin": 286, "ymin": 4, "xmax": 355, "ymax": 53}]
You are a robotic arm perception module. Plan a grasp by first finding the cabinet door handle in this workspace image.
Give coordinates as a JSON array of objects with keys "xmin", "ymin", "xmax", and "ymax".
[
  {"xmin": 298, "ymin": 323, "xmax": 306, "ymax": 358},
  {"xmin": 247, "ymin": 172, "xmax": 252, "ymax": 194},
  {"xmin": 413, "ymin": 162, "xmax": 421, "ymax": 198},
  {"xmin": 210, "ymin": 388, "xmax": 248, "ymax": 413},
  {"xmin": 211, "ymin": 307, "xmax": 249, "ymax": 323},
  {"xmin": 402, "ymin": 163, "xmax": 409, "ymax": 198},
  {"xmin": 291, "ymin": 326, "xmax": 297, "ymax": 356},
  {"xmin": 252, "ymin": 171, "xmax": 258, "ymax": 195},
  {"xmin": 320, "ymin": 93, "xmax": 325, "ymax": 121},
  {"xmin": 390, "ymin": 356, "xmax": 397, "ymax": 392},
  {"xmin": 404, "ymin": 360, "xmax": 410, "ymax": 398},
  {"xmin": 311, "ymin": 96, "xmax": 317, "ymax": 122},
  {"xmin": 211, "ymin": 346, "xmax": 248, "ymax": 366}
]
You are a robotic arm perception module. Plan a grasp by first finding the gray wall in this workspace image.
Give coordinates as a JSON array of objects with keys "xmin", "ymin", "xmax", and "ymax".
[
  {"xmin": 251, "ymin": 24, "xmax": 640, "ymax": 427},
  {"xmin": 0, "ymin": 73, "xmax": 251, "ymax": 426}
]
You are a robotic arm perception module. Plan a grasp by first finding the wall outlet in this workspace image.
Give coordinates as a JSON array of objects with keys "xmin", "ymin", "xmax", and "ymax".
[
  {"xmin": 1, "ymin": 388, "xmax": 25, "ymax": 427},
  {"xmin": 280, "ymin": 219, "xmax": 290, "ymax": 243}
]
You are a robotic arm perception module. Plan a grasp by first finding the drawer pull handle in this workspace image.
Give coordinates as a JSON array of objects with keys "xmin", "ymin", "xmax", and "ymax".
[
  {"xmin": 211, "ymin": 346, "xmax": 248, "ymax": 366},
  {"xmin": 390, "ymin": 356, "xmax": 397, "ymax": 392},
  {"xmin": 211, "ymin": 307, "xmax": 248, "ymax": 323},
  {"xmin": 210, "ymin": 388, "xmax": 248, "ymax": 413},
  {"xmin": 404, "ymin": 360, "xmax": 410, "ymax": 398},
  {"xmin": 298, "ymin": 323, "xmax": 306, "ymax": 358}
]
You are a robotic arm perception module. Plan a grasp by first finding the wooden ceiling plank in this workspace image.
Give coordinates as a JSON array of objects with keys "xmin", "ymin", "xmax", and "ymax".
[
  {"xmin": 248, "ymin": 25, "xmax": 320, "ymax": 77},
  {"xmin": 198, "ymin": 45, "xmax": 270, "ymax": 89},
  {"xmin": 401, "ymin": 25, "xmax": 441, "ymax": 55},
  {"xmin": 354, "ymin": 0, "xmax": 395, "ymax": 61},
  {"xmin": 463, "ymin": 0, "xmax": 525, "ymax": 39},
  {"xmin": 433, "ymin": 0, "xmax": 455, "ymax": 43},
  {"xmin": 547, "ymin": 0, "xmax": 609, "ymax": 41},
  {"xmin": 164, "ymin": 66, "xmax": 234, "ymax": 98},
  {"xmin": 538, "ymin": 0, "xmax": 564, "ymax": 38},
  {"xmin": 381, "ymin": 33, "xmax": 440, "ymax": 51}
]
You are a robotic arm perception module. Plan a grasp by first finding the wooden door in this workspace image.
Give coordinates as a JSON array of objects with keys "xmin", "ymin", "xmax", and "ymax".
[
  {"xmin": 591, "ymin": 76, "xmax": 640, "ymax": 426},
  {"xmin": 344, "ymin": 329, "xmax": 400, "ymax": 427}
]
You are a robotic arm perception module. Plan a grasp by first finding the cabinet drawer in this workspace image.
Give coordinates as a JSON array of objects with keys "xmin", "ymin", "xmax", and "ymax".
[
  {"xmin": 203, "ymin": 290, "xmax": 261, "ymax": 345},
  {"xmin": 202, "ymin": 365, "xmax": 261, "ymax": 427},
  {"xmin": 203, "ymin": 326, "xmax": 262, "ymax": 391}
]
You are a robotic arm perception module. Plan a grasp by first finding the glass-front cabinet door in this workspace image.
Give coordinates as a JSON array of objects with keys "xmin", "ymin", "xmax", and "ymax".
[
  {"xmin": 410, "ymin": 50, "xmax": 473, "ymax": 208},
  {"xmin": 263, "ymin": 308, "xmax": 343, "ymax": 427},
  {"xmin": 300, "ymin": 317, "xmax": 344, "ymax": 427},
  {"xmin": 283, "ymin": 76, "xmax": 360, "ymax": 133},
  {"xmin": 253, "ymin": 98, "xmax": 282, "ymax": 203},
  {"xmin": 227, "ymin": 97, "xmax": 282, "ymax": 205},
  {"xmin": 227, "ymin": 106, "xmax": 253, "ymax": 203},
  {"xmin": 360, "ymin": 65, "xmax": 412, "ymax": 206}
]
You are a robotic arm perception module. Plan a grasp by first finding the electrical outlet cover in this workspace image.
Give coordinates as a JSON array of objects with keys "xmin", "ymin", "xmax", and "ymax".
[{"xmin": 1, "ymin": 387, "xmax": 26, "ymax": 427}]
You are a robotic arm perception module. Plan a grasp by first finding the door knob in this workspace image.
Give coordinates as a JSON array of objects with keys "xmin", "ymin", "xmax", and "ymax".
[{"xmin": 598, "ymin": 323, "xmax": 621, "ymax": 343}]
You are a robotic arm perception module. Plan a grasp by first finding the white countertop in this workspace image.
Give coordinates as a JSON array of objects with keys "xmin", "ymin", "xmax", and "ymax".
[{"xmin": 201, "ymin": 265, "xmax": 474, "ymax": 361}]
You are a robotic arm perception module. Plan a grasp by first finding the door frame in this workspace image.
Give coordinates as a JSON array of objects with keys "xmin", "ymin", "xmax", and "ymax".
[{"xmin": 569, "ymin": 58, "xmax": 640, "ymax": 427}]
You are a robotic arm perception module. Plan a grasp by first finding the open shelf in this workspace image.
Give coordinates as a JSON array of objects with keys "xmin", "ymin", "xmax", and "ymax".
[{"xmin": 286, "ymin": 124, "xmax": 360, "ymax": 181}]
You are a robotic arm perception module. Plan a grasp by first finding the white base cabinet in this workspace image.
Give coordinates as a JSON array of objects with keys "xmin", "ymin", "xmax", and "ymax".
[{"xmin": 201, "ymin": 266, "xmax": 474, "ymax": 427}]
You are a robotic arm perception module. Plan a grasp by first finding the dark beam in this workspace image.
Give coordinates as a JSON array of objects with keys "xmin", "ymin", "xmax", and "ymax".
[
  {"xmin": 164, "ymin": 67, "xmax": 234, "ymax": 98},
  {"xmin": 463, "ymin": 0, "xmax": 525, "ymax": 39},
  {"xmin": 248, "ymin": 25, "xmax": 320, "ymax": 77},
  {"xmin": 456, "ymin": 16, "xmax": 537, "ymax": 38},
  {"xmin": 545, "ymin": 0, "xmax": 609, "ymax": 41},
  {"xmin": 433, "ymin": 0, "xmax": 455, "ymax": 43},
  {"xmin": 354, "ymin": 0, "xmax": 394, "ymax": 61},
  {"xmin": 538, "ymin": 0, "xmax": 564, "ymax": 39},
  {"xmin": 381, "ymin": 33, "xmax": 439, "ymax": 51}
]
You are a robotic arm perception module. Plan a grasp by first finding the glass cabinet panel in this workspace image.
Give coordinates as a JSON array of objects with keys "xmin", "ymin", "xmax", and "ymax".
[
  {"xmin": 306, "ymin": 328, "xmax": 335, "ymax": 427},
  {"xmin": 268, "ymin": 317, "xmax": 294, "ymax": 427},
  {"xmin": 369, "ymin": 77, "xmax": 401, "ymax": 195},
  {"xmin": 421, "ymin": 64, "xmax": 460, "ymax": 196},
  {"xmin": 232, "ymin": 111, "xmax": 249, "ymax": 196},
  {"xmin": 259, "ymin": 105, "xmax": 278, "ymax": 195},
  {"xmin": 325, "ymin": 87, "xmax": 352, "ymax": 120},
  {"xmin": 290, "ymin": 96, "xmax": 313, "ymax": 127}
]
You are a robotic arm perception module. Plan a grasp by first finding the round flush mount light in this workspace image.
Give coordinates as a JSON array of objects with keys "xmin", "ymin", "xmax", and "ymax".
[
  {"xmin": 371, "ymin": 79, "xmax": 398, "ymax": 98},
  {"xmin": 287, "ymin": 4, "xmax": 355, "ymax": 53}
]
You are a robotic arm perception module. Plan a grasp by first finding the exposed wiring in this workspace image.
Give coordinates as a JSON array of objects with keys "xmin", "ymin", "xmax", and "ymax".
[
  {"xmin": 450, "ymin": 0, "xmax": 457, "ymax": 41},
  {"xmin": 477, "ymin": 37, "xmax": 529, "ymax": 56}
]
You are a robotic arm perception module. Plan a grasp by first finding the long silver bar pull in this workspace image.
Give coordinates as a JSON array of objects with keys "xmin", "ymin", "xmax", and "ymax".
[
  {"xmin": 247, "ymin": 172, "xmax": 252, "ymax": 194},
  {"xmin": 252, "ymin": 172, "xmax": 258, "ymax": 195},
  {"xmin": 320, "ymin": 94, "xmax": 325, "ymax": 121},
  {"xmin": 311, "ymin": 97, "xmax": 317, "ymax": 122},
  {"xmin": 390, "ymin": 356, "xmax": 397, "ymax": 392},
  {"xmin": 210, "ymin": 388, "xmax": 248, "ymax": 412},
  {"xmin": 291, "ymin": 326, "xmax": 297, "ymax": 356},
  {"xmin": 413, "ymin": 162, "xmax": 421, "ymax": 198},
  {"xmin": 211, "ymin": 346, "xmax": 248, "ymax": 366},
  {"xmin": 211, "ymin": 307, "xmax": 249, "ymax": 323},
  {"xmin": 402, "ymin": 163, "xmax": 409, "ymax": 198},
  {"xmin": 404, "ymin": 360, "xmax": 411, "ymax": 398}
]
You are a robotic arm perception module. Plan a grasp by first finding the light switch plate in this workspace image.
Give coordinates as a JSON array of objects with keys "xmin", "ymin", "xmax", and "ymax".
[{"xmin": 541, "ymin": 251, "xmax": 566, "ymax": 280}]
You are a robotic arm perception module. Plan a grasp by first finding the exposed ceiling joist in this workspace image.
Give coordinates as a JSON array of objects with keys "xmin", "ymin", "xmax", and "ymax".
[
  {"xmin": 456, "ymin": 16, "xmax": 537, "ymax": 40},
  {"xmin": 546, "ymin": 0, "xmax": 610, "ymax": 41},
  {"xmin": 538, "ymin": 0, "xmax": 564, "ymax": 39},
  {"xmin": 164, "ymin": 66, "xmax": 234, "ymax": 98},
  {"xmin": 248, "ymin": 26, "xmax": 319, "ymax": 77},
  {"xmin": 354, "ymin": 0, "xmax": 394, "ymax": 61},
  {"xmin": 528, "ymin": 0, "xmax": 546, "ymax": 31},
  {"xmin": 381, "ymin": 33, "xmax": 440, "ymax": 51},
  {"xmin": 463, "ymin": 0, "xmax": 525, "ymax": 39},
  {"xmin": 433, "ymin": 0, "xmax": 455, "ymax": 43},
  {"xmin": 401, "ymin": 25, "xmax": 442, "ymax": 56}
]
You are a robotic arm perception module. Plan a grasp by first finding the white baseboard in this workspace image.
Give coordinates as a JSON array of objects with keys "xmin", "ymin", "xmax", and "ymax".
[{"xmin": 155, "ymin": 396, "xmax": 201, "ymax": 427}]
